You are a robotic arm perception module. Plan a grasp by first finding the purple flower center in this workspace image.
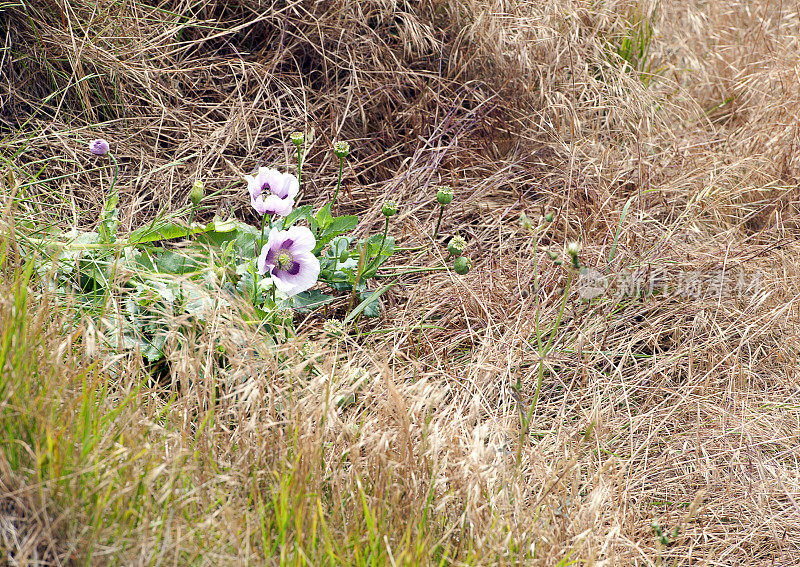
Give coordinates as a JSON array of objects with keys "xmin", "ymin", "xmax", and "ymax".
[
  {"xmin": 260, "ymin": 182, "xmax": 272, "ymax": 195},
  {"xmin": 276, "ymin": 250, "xmax": 301, "ymax": 275}
]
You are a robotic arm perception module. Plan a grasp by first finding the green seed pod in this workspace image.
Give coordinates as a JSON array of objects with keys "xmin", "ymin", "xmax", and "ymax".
[
  {"xmin": 333, "ymin": 141, "xmax": 350, "ymax": 158},
  {"xmin": 436, "ymin": 185, "xmax": 453, "ymax": 205},
  {"xmin": 290, "ymin": 131, "xmax": 304, "ymax": 146},
  {"xmin": 544, "ymin": 211, "xmax": 555, "ymax": 222},
  {"xmin": 190, "ymin": 179, "xmax": 204, "ymax": 206},
  {"xmin": 382, "ymin": 201, "xmax": 398, "ymax": 217},
  {"xmin": 447, "ymin": 235, "xmax": 467, "ymax": 257},
  {"xmin": 454, "ymin": 256, "xmax": 471, "ymax": 275}
]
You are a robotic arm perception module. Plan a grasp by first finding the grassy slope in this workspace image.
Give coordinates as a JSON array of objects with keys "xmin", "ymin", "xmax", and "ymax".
[{"xmin": 2, "ymin": 0, "xmax": 800, "ymax": 564}]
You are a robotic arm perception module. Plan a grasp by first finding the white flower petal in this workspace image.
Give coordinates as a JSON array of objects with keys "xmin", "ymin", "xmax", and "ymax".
[
  {"xmin": 263, "ymin": 194, "xmax": 294, "ymax": 217},
  {"xmin": 283, "ymin": 225, "xmax": 316, "ymax": 253},
  {"xmin": 271, "ymin": 251, "xmax": 320, "ymax": 296}
]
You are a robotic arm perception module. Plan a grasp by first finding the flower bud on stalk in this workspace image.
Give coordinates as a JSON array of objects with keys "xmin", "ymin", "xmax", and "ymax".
[
  {"xmin": 291, "ymin": 132, "xmax": 305, "ymax": 188},
  {"xmin": 88, "ymin": 138, "xmax": 110, "ymax": 155},
  {"xmin": 454, "ymin": 256, "xmax": 471, "ymax": 275},
  {"xmin": 381, "ymin": 201, "xmax": 398, "ymax": 217},
  {"xmin": 333, "ymin": 141, "xmax": 350, "ymax": 158},
  {"xmin": 433, "ymin": 185, "xmax": 454, "ymax": 239},
  {"xmin": 190, "ymin": 179, "xmax": 204, "ymax": 206},
  {"xmin": 447, "ymin": 235, "xmax": 466, "ymax": 257},
  {"xmin": 544, "ymin": 211, "xmax": 555, "ymax": 222},
  {"xmin": 567, "ymin": 241, "xmax": 581, "ymax": 269},
  {"xmin": 332, "ymin": 141, "xmax": 350, "ymax": 206},
  {"xmin": 436, "ymin": 185, "xmax": 453, "ymax": 205}
]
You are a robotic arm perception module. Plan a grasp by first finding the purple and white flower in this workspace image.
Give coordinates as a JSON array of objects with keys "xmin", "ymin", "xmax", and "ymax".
[
  {"xmin": 245, "ymin": 167, "xmax": 299, "ymax": 217},
  {"xmin": 88, "ymin": 138, "xmax": 110, "ymax": 155},
  {"xmin": 257, "ymin": 226, "xmax": 320, "ymax": 296}
]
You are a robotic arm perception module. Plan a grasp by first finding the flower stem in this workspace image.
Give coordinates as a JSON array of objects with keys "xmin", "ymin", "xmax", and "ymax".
[
  {"xmin": 347, "ymin": 242, "xmax": 368, "ymax": 313},
  {"xmin": 332, "ymin": 156, "xmax": 344, "ymax": 206},
  {"xmin": 372, "ymin": 266, "xmax": 448, "ymax": 278},
  {"xmin": 433, "ymin": 204, "xmax": 445, "ymax": 239},
  {"xmin": 187, "ymin": 204, "xmax": 197, "ymax": 240},
  {"xmin": 108, "ymin": 154, "xmax": 119, "ymax": 193},
  {"xmin": 260, "ymin": 213, "xmax": 269, "ymax": 246},
  {"xmin": 297, "ymin": 147, "xmax": 303, "ymax": 190},
  {"xmin": 367, "ymin": 217, "xmax": 390, "ymax": 273},
  {"xmin": 516, "ymin": 271, "xmax": 572, "ymax": 466}
]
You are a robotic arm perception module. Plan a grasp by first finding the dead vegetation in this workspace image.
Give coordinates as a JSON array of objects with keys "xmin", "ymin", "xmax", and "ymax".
[{"xmin": 2, "ymin": 0, "xmax": 800, "ymax": 564}]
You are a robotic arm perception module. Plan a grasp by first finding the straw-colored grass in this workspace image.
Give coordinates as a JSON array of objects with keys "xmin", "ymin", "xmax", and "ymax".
[{"xmin": 2, "ymin": 0, "xmax": 800, "ymax": 564}]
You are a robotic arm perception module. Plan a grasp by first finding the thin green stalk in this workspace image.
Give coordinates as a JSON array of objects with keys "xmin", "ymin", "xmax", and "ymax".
[
  {"xmin": 260, "ymin": 213, "xmax": 269, "ymax": 246},
  {"xmin": 433, "ymin": 205, "xmax": 445, "ymax": 239},
  {"xmin": 366, "ymin": 217, "xmax": 390, "ymax": 273},
  {"xmin": 332, "ymin": 157, "xmax": 344, "ymax": 205},
  {"xmin": 372, "ymin": 266, "xmax": 448, "ymax": 278},
  {"xmin": 517, "ymin": 271, "xmax": 572, "ymax": 466},
  {"xmin": 108, "ymin": 154, "xmax": 119, "ymax": 193},
  {"xmin": 297, "ymin": 146, "xmax": 303, "ymax": 188},
  {"xmin": 347, "ymin": 242, "xmax": 368, "ymax": 313}
]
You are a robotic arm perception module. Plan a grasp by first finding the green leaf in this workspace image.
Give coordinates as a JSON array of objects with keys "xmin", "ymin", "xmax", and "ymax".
[
  {"xmin": 315, "ymin": 215, "xmax": 358, "ymax": 251},
  {"xmin": 344, "ymin": 284, "xmax": 394, "ymax": 323},
  {"xmin": 284, "ymin": 205, "xmax": 313, "ymax": 228},
  {"xmin": 197, "ymin": 221, "xmax": 259, "ymax": 255},
  {"xmin": 128, "ymin": 222, "xmax": 192, "ymax": 245},
  {"xmin": 290, "ymin": 290, "xmax": 335, "ymax": 312},
  {"xmin": 155, "ymin": 250, "xmax": 197, "ymax": 274},
  {"xmin": 326, "ymin": 215, "xmax": 358, "ymax": 237},
  {"xmin": 98, "ymin": 192, "xmax": 119, "ymax": 244},
  {"xmin": 316, "ymin": 204, "xmax": 333, "ymax": 230}
]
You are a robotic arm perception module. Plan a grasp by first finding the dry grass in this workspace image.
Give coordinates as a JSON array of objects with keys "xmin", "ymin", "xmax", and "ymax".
[{"xmin": 2, "ymin": 0, "xmax": 800, "ymax": 564}]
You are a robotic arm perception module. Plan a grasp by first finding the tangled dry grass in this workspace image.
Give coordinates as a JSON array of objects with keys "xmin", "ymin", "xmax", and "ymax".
[{"xmin": 2, "ymin": 0, "xmax": 800, "ymax": 564}]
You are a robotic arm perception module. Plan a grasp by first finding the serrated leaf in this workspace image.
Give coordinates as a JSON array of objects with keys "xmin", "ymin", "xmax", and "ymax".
[
  {"xmin": 290, "ymin": 290, "xmax": 335, "ymax": 312},
  {"xmin": 128, "ymin": 222, "xmax": 193, "ymax": 245},
  {"xmin": 315, "ymin": 215, "xmax": 359, "ymax": 251},
  {"xmin": 284, "ymin": 205, "xmax": 313, "ymax": 228},
  {"xmin": 316, "ymin": 204, "xmax": 333, "ymax": 230},
  {"xmin": 99, "ymin": 192, "xmax": 119, "ymax": 244},
  {"xmin": 156, "ymin": 250, "xmax": 197, "ymax": 274}
]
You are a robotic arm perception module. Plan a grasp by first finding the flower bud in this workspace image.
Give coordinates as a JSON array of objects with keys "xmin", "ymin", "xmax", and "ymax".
[
  {"xmin": 547, "ymin": 250, "xmax": 559, "ymax": 261},
  {"xmin": 333, "ymin": 141, "xmax": 350, "ymax": 158},
  {"xmin": 454, "ymin": 256, "xmax": 471, "ymax": 275},
  {"xmin": 88, "ymin": 138, "xmax": 110, "ymax": 155},
  {"xmin": 520, "ymin": 212, "xmax": 534, "ymax": 230},
  {"xmin": 190, "ymin": 179, "xmax": 204, "ymax": 206},
  {"xmin": 544, "ymin": 211, "xmax": 555, "ymax": 222},
  {"xmin": 566, "ymin": 241, "xmax": 581, "ymax": 269},
  {"xmin": 436, "ymin": 185, "xmax": 453, "ymax": 205},
  {"xmin": 447, "ymin": 235, "xmax": 466, "ymax": 257},
  {"xmin": 323, "ymin": 320, "xmax": 345, "ymax": 338},
  {"xmin": 566, "ymin": 241, "xmax": 580, "ymax": 256},
  {"xmin": 381, "ymin": 201, "xmax": 398, "ymax": 217},
  {"xmin": 290, "ymin": 131, "xmax": 304, "ymax": 146},
  {"xmin": 338, "ymin": 248, "xmax": 350, "ymax": 263}
]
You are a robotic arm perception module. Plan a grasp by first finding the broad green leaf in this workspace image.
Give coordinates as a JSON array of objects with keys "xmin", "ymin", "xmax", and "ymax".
[
  {"xmin": 284, "ymin": 205, "xmax": 313, "ymax": 228},
  {"xmin": 344, "ymin": 284, "xmax": 394, "ymax": 323},
  {"xmin": 316, "ymin": 204, "xmax": 333, "ymax": 230},
  {"xmin": 291, "ymin": 290, "xmax": 335, "ymax": 312}
]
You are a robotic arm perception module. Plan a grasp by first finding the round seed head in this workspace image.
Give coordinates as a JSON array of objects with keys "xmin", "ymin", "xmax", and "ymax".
[
  {"xmin": 333, "ymin": 141, "xmax": 350, "ymax": 158},
  {"xmin": 436, "ymin": 185, "xmax": 453, "ymax": 205},
  {"xmin": 381, "ymin": 201, "xmax": 398, "ymax": 217},
  {"xmin": 454, "ymin": 256, "xmax": 471, "ymax": 275}
]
